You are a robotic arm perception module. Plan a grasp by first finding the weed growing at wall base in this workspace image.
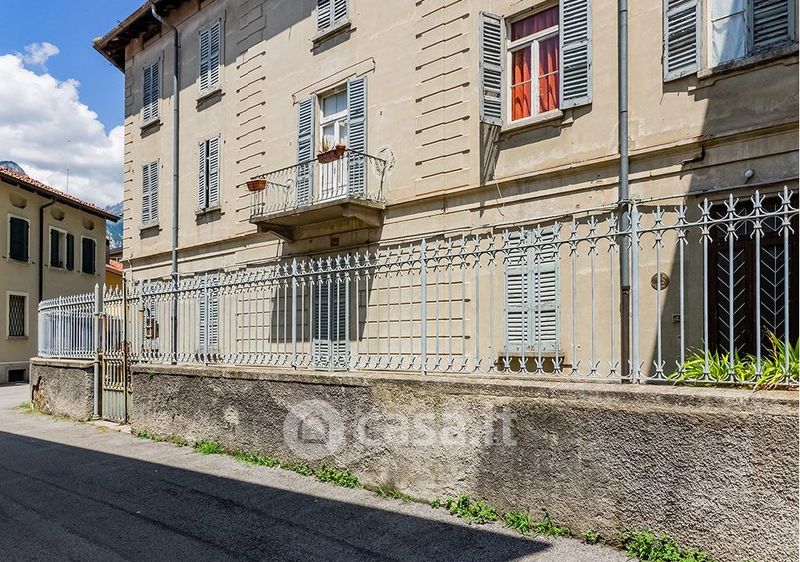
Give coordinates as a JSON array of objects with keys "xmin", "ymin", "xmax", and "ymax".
[
  {"xmin": 16, "ymin": 402, "xmax": 34, "ymax": 413},
  {"xmin": 504, "ymin": 509, "xmax": 571, "ymax": 538},
  {"xmin": 376, "ymin": 483, "xmax": 412, "ymax": 502},
  {"xmin": 442, "ymin": 495, "xmax": 498, "ymax": 524},
  {"xmin": 194, "ymin": 440, "xmax": 223, "ymax": 455},
  {"xmin": 620, "ymin": 530, "xmax": 715, "ymax": 562}
]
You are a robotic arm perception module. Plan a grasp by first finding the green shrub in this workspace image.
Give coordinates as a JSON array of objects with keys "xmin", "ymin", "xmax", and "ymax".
[{"xmin": 620, "ymin": 530, "xmax": 715, "ymax": 562}]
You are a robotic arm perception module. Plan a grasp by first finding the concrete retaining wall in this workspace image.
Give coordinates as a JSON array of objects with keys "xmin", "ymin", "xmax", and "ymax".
[
  {"xmin": 29, "ymin": 358, "xmax": 94, "ymax": 421},
  {"xmin": 131, "ymin": 364, "xmax": 798, "ymax": 562}
]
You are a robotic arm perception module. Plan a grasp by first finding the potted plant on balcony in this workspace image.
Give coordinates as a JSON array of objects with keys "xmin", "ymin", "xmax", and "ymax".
[
  {"xmin": 246, "ymin": 177, "xmax": 267, "ymax": 191},
  {"xmin": 317, "ymin": 137, "xmax": 346, "ymax": 164}
]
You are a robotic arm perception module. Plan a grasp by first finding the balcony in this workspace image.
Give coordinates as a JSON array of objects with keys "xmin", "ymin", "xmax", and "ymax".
[{"xmin": 248, "ymin": 149, "xmax": 387, "ymax": 240}]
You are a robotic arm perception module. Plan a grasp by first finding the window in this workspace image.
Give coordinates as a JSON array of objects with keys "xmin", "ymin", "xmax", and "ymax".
[
  {"xmin": 8, "ymin": 215, "xmax": 29, "ymax": 262},
  {"xmin": 199, "ymin": 21, "xmax": 221, "ymax": 95},
  {"xmin": 143, "ymin": 60, "xmax": 160, "ymax": 123},
  {"xmin": 49, "ymin": 227, "xmax": 67, "ymax": 269},
  {"xmin": 319, "ymin": 90, "xmax": 349, "ymax": 200},
  {"xmin": 81, "ymin": 237, "xmax": 96, "ymax": 275},
  {"xmin": 509, "ymin": 7, "xmax": 560, "ymax": 120},
  {"xmin": 504, "ymin": 228, "xmax": 560, "ymax": 355},
  {"xmin": 317, "ymin": 0, "xmax": 348, "ymax": 34},
  {"xmin": 479, "ymin": 3, "xmax": 592, "ymax": 126},
  {"xmin": 142, "ymin": 161, "xmax": 159, "ymax": 226},
  {"xmin": 7, "ymin": 293, "xmax": 27, "ymax": 338},
  {"xmin": 312, "ymin": 278, "xmax": 348, "ymax": 369},
  {"xmin": 197, "ymin": 137, "xmax": 220, "ymax": 211},
  {"xmin": 7, "ymin": 369, "xmax": 25, "ymax": 383},
  {"xmin": 664, "ymin": 0, "xmax": 796, "ymax": 80}
]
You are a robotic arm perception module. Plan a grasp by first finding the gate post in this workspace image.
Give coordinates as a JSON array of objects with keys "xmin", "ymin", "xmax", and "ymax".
[{"xmin": 92, "ymin": 283, "xmax": 103, "ymax": 419}]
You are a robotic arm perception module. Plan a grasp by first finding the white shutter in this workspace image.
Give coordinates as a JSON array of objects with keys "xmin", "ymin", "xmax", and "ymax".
[
  {"xmin": 141, "ymin": 163, "xmax": 151, "ymax": 225},
  {"xmin": 560, "ymin": 0, "xmax": 593, "ymax": 109},
  {"xmin": 149, "ymin": 161, "xmax": 159, "ymax": 223},
  {"xmin": 752, "ymin": 0, "xmax": 792, "ymax": 50},
  {"xmin": 347, "ymin": 76, "xmax": 367, "ymax": 197},
  {"xmin": 710, "ymin": 0, "xmax": 747, "ymax": 66},
  {"xmin": 198, "ymin": 274, "xmax": 219, "ymax": 357},
  {"xmin": 530, "ymin": 229, "xmax": 559, "ymax": 353},
  {"xmin": 317, "ymin": 0, "xmax": 332, "ymax": 32},
  {"xmin": 333, "ymin": 0, "xmax": 348, "ymax": 24},
  {"xmin": 150, "ymin": 60, "xmax": 160, "ymax": 120},
  {"xmin": 208, "ymin": 21, "xmax": 221, "ymax": 90},
  {"xmin": 479, "ymin": 12, "xmax": 503, "ymax": 125},
  {"xmin": 198, "ymin": 140, "xmax": 208, "ymax": 210},
  {"xmin": 663, "ymin": 0, "xmax": 700, "ymax": 80},
  {"xmin": 207, "ymin": 136, "xmax": 220, "ymax": 208},
  {"xmin": 296, "ymin": 96, "xmax": 315, "ymax": 207},
  {"xmin": 199, "ymin": 27, "xmax": 210, "ymax": 92},
  {"xmin": 504, "ymin": 232, "xmax": 529, "ymax": 354},
  {"xmin": 143, "ymin": 64, "xmax": 153, "ymax": 123}
]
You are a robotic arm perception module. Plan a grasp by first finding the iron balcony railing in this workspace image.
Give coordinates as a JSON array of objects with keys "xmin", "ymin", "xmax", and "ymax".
[
  {"xmin": 249, "ymin": 149, "xmax": 388, "ymax": 220},
  {"xmin": 39, "ymin": 187, "xmax": 799, "ymax": 387}
]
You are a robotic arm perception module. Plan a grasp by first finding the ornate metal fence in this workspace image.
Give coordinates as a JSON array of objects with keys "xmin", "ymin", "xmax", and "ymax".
[{"xmin": 38, "ymin": 188, "xmax": 799, "ymax": 386}]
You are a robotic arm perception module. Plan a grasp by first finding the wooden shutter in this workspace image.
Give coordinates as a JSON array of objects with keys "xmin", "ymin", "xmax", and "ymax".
[
  {"xmin": 207, "ymin": 136, "xmax": 220, "ymax": 208},
  {"xmin": 50, "ymin": 230, "xmax": 60, "ymax": 268},
  {"xmin": 142, "ymin": 163, "xmax": 152, "ymax": 224},
  {"xmin": 149, "ymin": 161, "xmax": 159, "ymax": 222},
  {"xmin": 66, "ymin": 233, "xmax": 74, "ymax": 271},
  {"xmin": 81, "ymin": 238, "xmax": 95, "ymax": 275},
  {"xmin": 9, "ymin": 217, "xmax": 28, "ymax": 262},
  {"xmin": 143, "ymin": 64, "xmax": 153, "ymax": 122},
  {"xmin": 208, "ymin": 22, "xmax": 221, "ymax": 90},
  {"xmin": 198, "ymin": 140, "xmax": 208, "ymax": 210},
  {"xmin": 752, "ymin": 0, "xmax": 792, "ymax": 50},
  {"xmin": 347, "ymin": 76, "xmax": 367, "ymax": 197},
  {"xmin": 317, "ymin": 0, "xmax": 332, "ymax": 32},
  {"xmin": 199, "ymin": 27, "xmax": 210, "ymax": 92},
  {"xmin": 663, "ymin": 0, "xmax": 700, "ymax": 80},
  {"xmin": 560, "ymin": 0, "xmax": 593, "ymax": 109},
  {"xmin": 296, "ymin": 96, "xmax": 315, "ymax": 207},
  {"xmin": 150, "ymin": 60, "xmax": 160, "ymax": 120},
  {"xmin": 479, "ymin": 12, "xmax": 503, "ymax": 125},
  {"xmin": 333, "ymin": 0, "xmax": 348, "ymax": 24}
]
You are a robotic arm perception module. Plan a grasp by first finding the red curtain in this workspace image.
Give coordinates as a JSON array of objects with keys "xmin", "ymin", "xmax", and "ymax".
[
  {"xmin": 538, "ymin": 36, "xmax": 559, "ymax": 113},
  {"xmin": 511, "ymin": 49, "xmax": 531, "ymax": 121},
  {"xmin": 510, "ymin": 7, "xmax": 560, "ymax": 120}
]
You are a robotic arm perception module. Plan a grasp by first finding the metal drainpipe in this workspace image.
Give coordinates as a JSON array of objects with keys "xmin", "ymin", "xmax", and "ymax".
[
  {"xmin": 38, "ymin": 200, "xmax": 55, "ymax": 302},
  {"xmin": 150, "ymin": 2, "xmax": 180, "ymax": 362},
  {"xmin": 618, "ymin": 0, "xmax": 631, "ymax": 381}
]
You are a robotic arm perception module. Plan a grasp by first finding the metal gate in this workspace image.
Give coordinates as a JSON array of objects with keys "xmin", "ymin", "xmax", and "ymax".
[{"xmin": 100, "ymin": 285, "xmax": 130, "ymax": 423}]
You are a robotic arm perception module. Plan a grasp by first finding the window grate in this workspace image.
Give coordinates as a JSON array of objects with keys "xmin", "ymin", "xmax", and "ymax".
[{"xmin": 8, "ymin": 294, "xmax": 26, "ymax": 337}]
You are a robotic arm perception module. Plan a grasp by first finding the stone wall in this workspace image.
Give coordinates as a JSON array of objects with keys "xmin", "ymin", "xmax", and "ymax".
[
  {"xmin": 29, "ymin": 358, "xmax": 94, "ymax": 421},
  {"xmin": 131, "ymin": 364, "xmax": 798, "ymax": 562}
]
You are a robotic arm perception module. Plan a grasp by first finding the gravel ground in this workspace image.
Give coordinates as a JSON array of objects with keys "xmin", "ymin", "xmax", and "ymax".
[{"xmin": 0, "ymin": 383, "xmax": 628, "ymax": 562}]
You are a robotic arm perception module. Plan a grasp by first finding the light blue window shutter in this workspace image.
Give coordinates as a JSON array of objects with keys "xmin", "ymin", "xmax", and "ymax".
[
  {"xmin": 198, "ymin": 140, "xmax": 208, "ymax": 210},
  {"xmin": 504, "ymin": 232, "xmax": 529, "ymax": 354},
  {"xmin": 207, "ymin": 136, "xmax": 220, "ymax": 208},
  {"xmin": 296, "ymin": 96, "xmax": 315, "ymax": 207},
  {"xmin": 149, "ymin": 161, "xmax": 159, "ymax": 223},
  {"xmin": 529, "ymin": 229, "xmax": 559, "ymax": 353},
  {"xmin": 198, "ymin": 274, "xmax": 219, "ymax": 356},
  {"xmin": 141, "ymin": 164, "xmax": 151, "ymax": 224},
  {"xmin": 479, "ymin": 12, "xmax": 503, "ymax": 125},
  {"xmin": 143, "ymin": 64, "xmax": 153, "ymax": 122},
  {"xmin": 752, "ymin": 0, "xmax": 792, "ymax": 50},
  {"xmin": 150, "ymin": 60, "xmax": 160, "ymax": 120},
  {"xmin": 560, "ymin": 0, "xmax": 592, "ymax": 108},
  {"xmin": 347, "ymin": 75, "xmax": 367, "ymax": 197},
  {"xmin": 208, "ymin": 22, "xmax": 221, "ymax": 90},
  {"xmin": 333, "ymin": 0, "xmax": 348, "ymax": 24},
  {"xmin": 317, "ymin": 0, "xmax": 332, "ymax": 32},
  {"xmin": 663, "ymin": 0, "xmax": 700, "ymax": 80},
  {"xmin": 199, "ymin": 27, "xmax": 210, "ymax": 92}
]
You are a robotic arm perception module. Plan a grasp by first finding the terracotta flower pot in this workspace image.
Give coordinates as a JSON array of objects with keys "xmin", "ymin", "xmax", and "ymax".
[
  {"xmin": 246, "ymin": 178, "xmax": 267, "ymax": 191},
  {"xmin": 318, "ymin": 144, "xmax": 347, "ymax": 164}
]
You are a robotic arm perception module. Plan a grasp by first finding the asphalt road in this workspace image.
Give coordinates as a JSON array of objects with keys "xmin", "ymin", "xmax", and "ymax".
[{"xmin": 0, "ymin": 383, "xmax": 627, "ymax": 562}]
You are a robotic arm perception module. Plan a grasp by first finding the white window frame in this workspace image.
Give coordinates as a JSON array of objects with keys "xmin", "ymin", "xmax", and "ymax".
[
  {"xmin": 6, "ymin": 291, "xmax": 29, "ymax": 339},
  {"xmin": 506, "ymin": 5, "xmax": 560, "ymax": 123},
  {"xmin": 704, "ymin": 0, "xmax": 797, "ymax": 69},
  {"xmin": 7, "ymin": 213, "xmax": 30, "ymax": 263},
  {"xmin": 80, "ymin": 235, "xmax": 97, "ymax": 275},
  {"xmin": 48, "ymin": 226, "xmax": 67, "ymax": 270}
]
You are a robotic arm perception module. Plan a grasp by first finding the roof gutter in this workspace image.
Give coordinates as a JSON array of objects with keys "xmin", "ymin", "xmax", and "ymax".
[{"xmin": 150, "ymin": 1, "xmax": 180, "ymax": 362}]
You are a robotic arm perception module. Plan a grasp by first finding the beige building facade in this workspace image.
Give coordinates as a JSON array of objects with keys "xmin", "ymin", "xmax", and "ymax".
[
  {"xmin": 0, "ymin": 167, "xmax": 117, "ymax": 383},
  {"xmin": 95, "ymin": 0, "xmax": 798, "ymax": 375}
]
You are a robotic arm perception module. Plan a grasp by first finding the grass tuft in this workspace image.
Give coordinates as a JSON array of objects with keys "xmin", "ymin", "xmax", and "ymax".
[
  {"xmin": 314, "ymin": 463, "xmax": 361, "ymax": 488},
  {"xmin": 582, "ymin": 530, "xmax": 602, "ymax": 545},
  {"xmin": 442, "ymin": 494, "xmax": 498, "ymax": 524},
  {"xmin": 232, "ymin": 451, "xmax": 280, "ymax": 468},
  {"xmin": 620, "ymin": 530, "xmax": 715, "ymax": 562},
  {"xmin": 504, "ymin": 509, "xmax": 570, "ymax": 538},
  {"xmin": 16, "ymin": 402, "xmax": 35, "ymax": 414},
  {"xmin": 376, "ymin": 483, "xmax": 412, "ymax": 502},
  {"xmin": 194, "ymin": 440, "xmax": 223, "ymax": 455}
]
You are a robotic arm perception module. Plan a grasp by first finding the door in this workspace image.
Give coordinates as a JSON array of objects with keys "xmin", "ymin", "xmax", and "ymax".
[{"xmin": 319, "ymin": 90, "xmax": 348, "ymax": 201}]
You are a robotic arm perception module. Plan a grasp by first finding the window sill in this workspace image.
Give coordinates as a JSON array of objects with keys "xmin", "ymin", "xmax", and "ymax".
[
  {"xmin": 695, "ymin": 43, "xmax": 798, "ymax": 83},
  {"xmin": 500, "ymin": 110, "xmax": 565, "ymax": 135},
  {"xmin": 312, "ymin": 20, "xmax": 352, "ymax": 45},
  {"xmin": 140, "ymin": 223, "xmax": 161, "ymax": 233},
  {"xmin": 195, "ymin": 206, "xmax": 222, "ymax": 217},
  {"xmin": 6, "ymin": 336, "xmax": 28, "ymax": 341},
  {"xmin": 140, "ymin": 119, "xmax": 161, "ymax": 132},
  {"xmin": 197, "ymin": 88, "xmax": 223, "ymax": 106},
  {"xmin": 7, "ymin": 257, "xmax": 31, "ymax": 264}
]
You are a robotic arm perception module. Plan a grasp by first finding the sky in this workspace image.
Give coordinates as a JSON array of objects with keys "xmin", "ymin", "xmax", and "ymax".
[{"xmin": 0, "ymin": 0, "xmax": 143, "ymax": 207}]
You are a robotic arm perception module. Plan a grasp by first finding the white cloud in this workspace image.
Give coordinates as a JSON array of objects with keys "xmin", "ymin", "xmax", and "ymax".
[
  {"xmin": 18, "ymin": 42, "xmax": 60, "ymax": 68},
  {"xmin": 0, "ymin": 51, "xmax": 122, "ymax": 208}
]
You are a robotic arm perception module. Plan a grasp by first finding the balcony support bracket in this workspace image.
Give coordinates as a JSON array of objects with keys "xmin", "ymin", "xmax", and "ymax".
[{"xmin": 340, "ymin": 203, "xmax": 384, "ymax": 229}]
